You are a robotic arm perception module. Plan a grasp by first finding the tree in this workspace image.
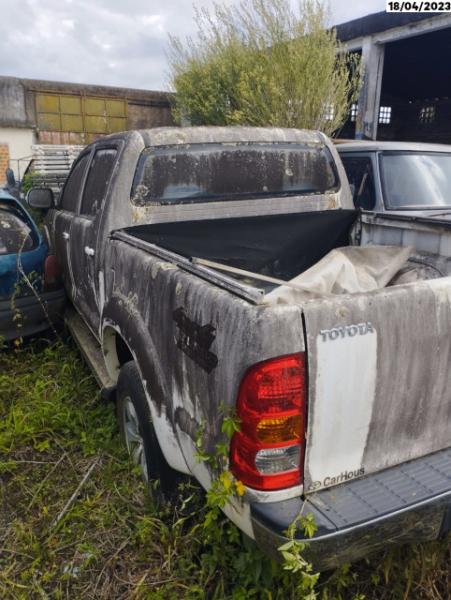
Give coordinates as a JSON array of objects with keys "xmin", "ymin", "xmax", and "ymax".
[{"xmin": 168, "ymin": 0, "xmax": 361, "ymax": 136}]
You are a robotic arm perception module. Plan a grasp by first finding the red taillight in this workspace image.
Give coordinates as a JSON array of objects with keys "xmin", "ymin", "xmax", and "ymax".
[
  {"xmin": 44, "ymin": 255, "xmax": 62, "ymax": 290},
  {"xmin": 230, "ymin": 353, "xmax": 306, "ymax": 491}
]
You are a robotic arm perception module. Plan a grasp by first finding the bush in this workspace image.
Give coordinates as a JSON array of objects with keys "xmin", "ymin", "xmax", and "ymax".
[{"xmin": 169, "ymin": 0, "xmax": 361, "ymax": 136}]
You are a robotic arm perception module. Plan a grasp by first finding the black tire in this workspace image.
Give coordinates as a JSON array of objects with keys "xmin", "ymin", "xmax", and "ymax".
[{"xmin": 116, "ymin": 360, "xmax": 181, "ymax": 504}]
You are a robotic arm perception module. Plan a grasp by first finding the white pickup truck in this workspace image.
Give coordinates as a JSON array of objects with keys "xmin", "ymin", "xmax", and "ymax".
[{"xmin": 28, "ymin": 127, "xmax": 451, "ymax": 570}]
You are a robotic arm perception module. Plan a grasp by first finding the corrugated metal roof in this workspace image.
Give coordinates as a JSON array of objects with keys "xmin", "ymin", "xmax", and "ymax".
[{"xmin": 335, "ymin": 11, "xmax": 443, "ymax": 42}]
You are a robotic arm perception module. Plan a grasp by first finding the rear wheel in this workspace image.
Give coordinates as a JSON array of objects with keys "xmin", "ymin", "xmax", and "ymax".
[{"xmin": 116, "ymin": 361, "xmax": 181, "ymax": 504}]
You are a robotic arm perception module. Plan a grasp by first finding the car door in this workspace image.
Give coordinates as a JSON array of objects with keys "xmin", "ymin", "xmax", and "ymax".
[
  {"xmin": 69, "ymin": 145, "xmax": 118, "ymax": 337},
  {"xmin": 53, "ymin": 151, "xmax": 91, "ymax": 302}
]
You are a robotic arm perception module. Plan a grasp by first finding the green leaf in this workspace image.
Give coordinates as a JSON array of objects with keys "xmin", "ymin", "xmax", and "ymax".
[
  {"xmin": 300, "ymin": 513, "xmax": 318, "ymax": 539},
  {"xmin": 35, "ymin": 439, "xmax": 50, "ymax": 452},
  {"xmin": 221, "ymin": 415, "xmax": 241, "ymax": 439}
]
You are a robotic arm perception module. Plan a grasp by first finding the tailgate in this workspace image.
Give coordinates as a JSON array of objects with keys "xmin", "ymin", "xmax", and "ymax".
[{"xmin": 302, "ymin": 277, "xmax": 451, "ymax": 493}]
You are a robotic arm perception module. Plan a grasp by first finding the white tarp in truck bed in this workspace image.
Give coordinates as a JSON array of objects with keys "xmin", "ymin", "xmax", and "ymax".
[{"xmin": 265, "ymin": 245, "xmax": 413, "ymax": 303}]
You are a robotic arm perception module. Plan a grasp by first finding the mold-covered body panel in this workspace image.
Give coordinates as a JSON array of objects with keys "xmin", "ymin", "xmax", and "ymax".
[
  {"xmin": 102, "ymin": 235, "xmax": 307, "ymax": 524},
  {"xmin": 45, "ymin": 127, "xmax": 451, "ymax": 568}
]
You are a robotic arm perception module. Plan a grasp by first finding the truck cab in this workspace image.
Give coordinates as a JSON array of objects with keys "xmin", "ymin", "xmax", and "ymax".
[{"xmin": 337, "ymin": 141, "xmax": 451, "ymax": 217}]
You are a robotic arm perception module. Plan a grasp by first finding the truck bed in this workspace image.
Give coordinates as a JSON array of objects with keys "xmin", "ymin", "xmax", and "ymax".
[{"xmin": 120, "ymin": 209, "xmax": 358, "ymax": 286}]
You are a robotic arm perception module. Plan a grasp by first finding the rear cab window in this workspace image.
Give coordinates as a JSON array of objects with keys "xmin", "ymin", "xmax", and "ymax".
[
  {"xmin": 131, "ymin": 142, "xmax": 339, "ymax": 205},
  {"xmin": 0, "ymin": 202, "xmax": 37, "ymax": 255}
]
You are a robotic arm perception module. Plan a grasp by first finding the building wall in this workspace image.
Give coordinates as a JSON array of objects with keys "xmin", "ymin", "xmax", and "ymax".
[
  {"xmin": 127, "ymin": 102, "xmax": 174, "ymax": 129},
  {"xmin": 0, "ymin": 76, "xmax": 174, "ymax": 171},
  {"xmin": 0, "ymin": 128, "xmax": 36, "ymax": 179},
  {"xmin": 0, "ymin": 77, "xmax": 32, "ymax": 128},
  {"xmin": 0, "ymin": 144, "xmax": 10, "ymax": 185}
]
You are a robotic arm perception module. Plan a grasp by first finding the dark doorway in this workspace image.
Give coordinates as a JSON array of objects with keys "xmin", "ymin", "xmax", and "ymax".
[{"xmin": 378, "ymin": 28, "xmax": 451, "ymax": 142}]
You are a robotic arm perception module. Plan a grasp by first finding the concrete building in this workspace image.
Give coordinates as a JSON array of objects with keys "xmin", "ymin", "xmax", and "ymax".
[
  {"xmin": 0, "ymin": 76, "xmax": 173, "ymax": 182},
  {"xmin": 337, "ymin": 12, "xmax": 451, "ymax": 142}
]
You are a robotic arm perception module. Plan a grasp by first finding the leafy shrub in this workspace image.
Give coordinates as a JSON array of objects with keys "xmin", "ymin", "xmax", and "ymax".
[{"xmin": 169, "ymin": 0, "xmax": 361, "ymax": 135}]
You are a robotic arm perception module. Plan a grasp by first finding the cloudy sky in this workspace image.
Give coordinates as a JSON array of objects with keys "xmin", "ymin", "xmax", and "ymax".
[{"xmin": 0, "ymin": 0, "xmax": 385, "ymax": 91}]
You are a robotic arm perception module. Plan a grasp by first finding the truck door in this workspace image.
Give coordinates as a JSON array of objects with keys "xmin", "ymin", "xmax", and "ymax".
[
  {"xmin": 53, "ymin": 152, "xmax": 91, "ymax": 302},
  {"xmin": 69, "ymin": 146, "xmax": 118, "ymax": 336}
]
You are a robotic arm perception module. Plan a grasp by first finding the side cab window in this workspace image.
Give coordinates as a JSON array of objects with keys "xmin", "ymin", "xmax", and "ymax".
[
  {"xmin": 79, "ymin": 148, "xmax": 118, "ymax": 217},
  {"xmin": 60, "ymin": 153, "xmax": 90, "ymax": 212},
  {"xmin": 340, "ymin": 156, "xmax": 376, "ymax": 210}
]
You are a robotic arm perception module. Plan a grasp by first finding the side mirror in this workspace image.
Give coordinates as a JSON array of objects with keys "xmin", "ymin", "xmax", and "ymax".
[
  {"xmin": 27, "ymin": 187, "xmax": 55, "ymax": 210},
  {"xmin": 5, "ymin": 168, "xmax": 16, "ymax": 188}
]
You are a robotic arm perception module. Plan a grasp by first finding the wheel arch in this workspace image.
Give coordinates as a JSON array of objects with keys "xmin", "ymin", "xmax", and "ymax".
[
  {"xmin": 101, "ymin": 296, "xmax": 190, "ymax": 475},
  {"xmin": 102, "ymin": 323, "xmax": 133, "ymax": 383}
]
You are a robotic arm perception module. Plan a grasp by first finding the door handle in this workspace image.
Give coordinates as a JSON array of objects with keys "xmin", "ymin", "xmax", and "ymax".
[
  {"xmin": 84, "ymin": 246, "xmax": 95, "ymax": 257},
  {"xmin": 62, "ymin": 232, "xmax": 70, "ymax": 240}
]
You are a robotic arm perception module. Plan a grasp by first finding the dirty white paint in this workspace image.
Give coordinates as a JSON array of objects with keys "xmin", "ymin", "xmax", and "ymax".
[
  {"xmin": 102, "ymin": 322, "xmax": 190, "ymax": 474},
  {"xmin": 0, "ymin": 127, "xmax": 35, "ymax": 179},
  {"xmin": 146, "ymin": 397, "xmax": 190, "ymax": 474},
  {"xmin": 361, "ymin": 213, "xmax": 451, "ymax": 263},
  {"xmin": 223, "ymin": 496, "xmax": 254, "ymax": 539},
  {"xmin": 175, "ymin": 426, "xmax": 255, "ymax": 538},
  {"xmin": 424, "ymin": 275, "xmax": 451, "ymax": 303},
  {"xmin": 131, "ymin": 193, "xmax": 343, "ymax": 225},
  {"xmin": 306, "ymin": 329, "xmax": 378, "ymax": 488},
  {"xmin": 98, "ymin": 270, "xmax": 105, "ymax": 314},
  {"xmin": 137, "ymin": 370, "xmax": 191, "ymax": 475}
]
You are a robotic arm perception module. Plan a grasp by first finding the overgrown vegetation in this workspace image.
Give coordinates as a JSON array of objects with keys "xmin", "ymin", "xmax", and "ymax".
[
  {"xmin": 169, "ymin": 0, "xmax": 361, "ymax": 135},
  {"xmin": 20, "ymin": 173, "xmax": 38, "ymax": 195},
  {"xmin": 0, "ymin": 338, "xmax": 449, "ymax": 598}
]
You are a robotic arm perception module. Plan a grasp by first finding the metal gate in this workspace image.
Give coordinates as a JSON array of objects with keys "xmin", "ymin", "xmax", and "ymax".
[{"xmin": 35, "ymin": 92, "xmax": 127, "ymax": 143}]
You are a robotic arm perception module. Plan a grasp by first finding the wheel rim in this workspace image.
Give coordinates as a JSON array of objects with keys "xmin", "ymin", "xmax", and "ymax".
[{"xmin": 123, "ymin": 397, "xmax": 148, "ymax": 483}]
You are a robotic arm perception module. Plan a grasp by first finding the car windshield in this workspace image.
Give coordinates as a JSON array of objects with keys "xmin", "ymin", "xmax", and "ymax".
[
  {"xmin": 132, "ymin": 142, "xmax": 339, "ymax": 205},
  {"xmin": 0, "ymin": 205, "xmax": 36, "ymax": 255},
  {"xmin": 380, "ymin": 152, "xmax": 451, "ymax": 210}
]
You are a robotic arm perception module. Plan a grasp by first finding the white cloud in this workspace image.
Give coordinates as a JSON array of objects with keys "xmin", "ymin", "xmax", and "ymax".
[
  {"xmin": 329, "ymin": 0, "xmax": 386, "ymax": 25},
  {"xmin": 142, "ymin": 14, "xmax": 164, "ymax": 26},
  {"xmin": 62, "ymin": 18, "xmax": 75, "ymax": 29}
]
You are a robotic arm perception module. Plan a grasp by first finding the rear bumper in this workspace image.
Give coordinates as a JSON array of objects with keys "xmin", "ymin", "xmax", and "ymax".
[
  {"xmin": 251, "ymin": 447, "xmax": 451, "ymax": 571},
  {"xmin": 0, "ymin": 288, "xmax": 66, "ymax": 341}
]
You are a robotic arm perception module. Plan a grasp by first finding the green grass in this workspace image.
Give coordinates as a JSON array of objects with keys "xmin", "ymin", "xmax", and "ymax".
[{"xmin": 0, "ymin": 338, "xmax": 449, "ymax": 599}]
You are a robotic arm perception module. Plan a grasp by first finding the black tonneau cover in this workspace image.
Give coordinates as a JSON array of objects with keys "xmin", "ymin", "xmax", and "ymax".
[{"xmin": 122, "ymin": 210, "xmax": 357, "ymax": 281}]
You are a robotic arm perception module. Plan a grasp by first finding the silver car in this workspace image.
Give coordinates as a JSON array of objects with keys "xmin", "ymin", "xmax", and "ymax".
[{"xmin": 337, "ymin": 141, "xmax": 451, "ymax": 218}]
